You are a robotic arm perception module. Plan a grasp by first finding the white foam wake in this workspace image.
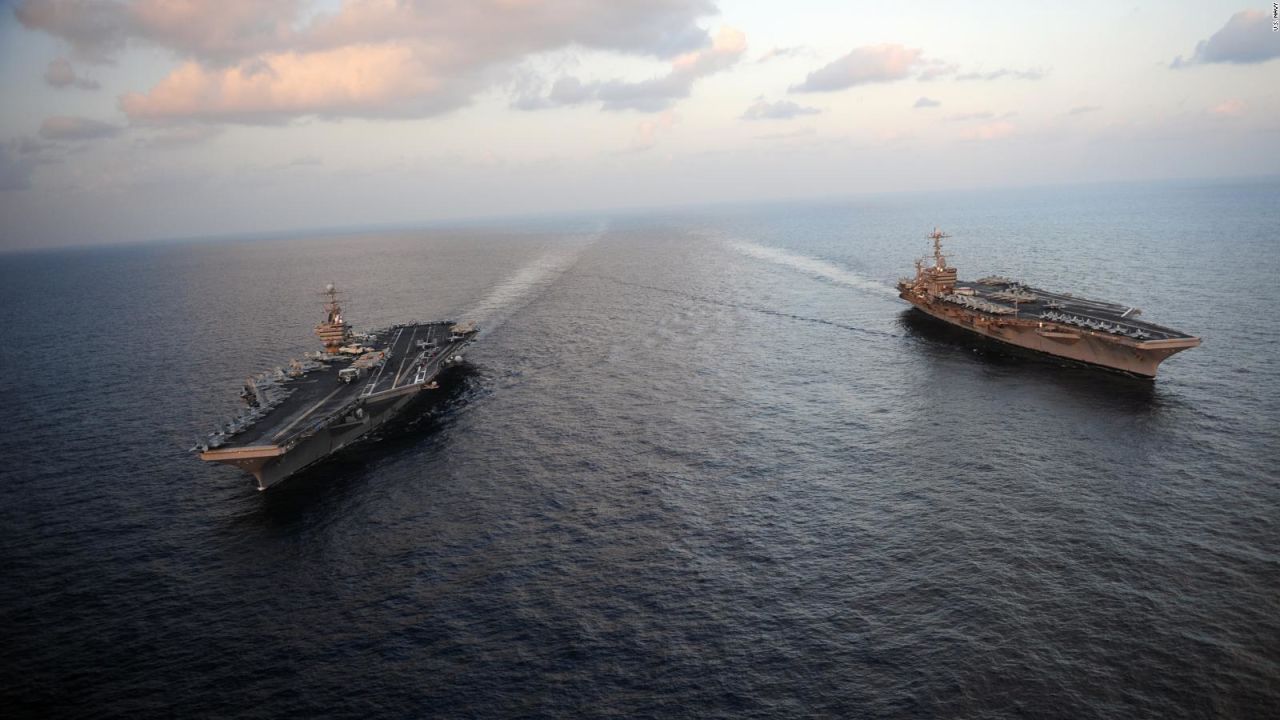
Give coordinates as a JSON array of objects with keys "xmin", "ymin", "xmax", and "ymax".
[
  {"xmin": 727, "ymin": 239, "xmax": 898, "ymax": 298},
  {"xmin": 465, "ymin": 237, "xmax": 594, "ymax": 334}
]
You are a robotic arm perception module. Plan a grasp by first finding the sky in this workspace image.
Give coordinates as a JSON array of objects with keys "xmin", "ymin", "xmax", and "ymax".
[{"xmin": 0, "ymin": 0, "xmax": 1277, "ymax": 251}]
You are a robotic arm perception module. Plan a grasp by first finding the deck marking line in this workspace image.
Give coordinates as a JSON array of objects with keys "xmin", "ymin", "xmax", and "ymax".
[
  {"xmin": 393, "ymin": 326, "xmax": 418, "ymax": 388},
  {"xmin": 272, "ymin": 385, "xmax": 347, "ymax": 441}
]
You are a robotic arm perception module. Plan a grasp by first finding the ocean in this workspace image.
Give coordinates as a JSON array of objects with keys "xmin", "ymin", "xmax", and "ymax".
[{"xmin": 2, "ymin": 177, "xmax": 1278, "ymax": 718}]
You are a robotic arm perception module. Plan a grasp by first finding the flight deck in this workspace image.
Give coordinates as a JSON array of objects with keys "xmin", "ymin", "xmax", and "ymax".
[
  {"xmin": 215, "ymin": 321, "xmax": 471, "ymax": 450},
  {"xmin": 954, "ymin": 278, "xmax": 1198, "ymax": 341}
]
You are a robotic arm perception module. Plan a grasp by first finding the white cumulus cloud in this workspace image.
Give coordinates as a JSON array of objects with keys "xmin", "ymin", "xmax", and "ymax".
[
  {"xmin": 1172, "ymin": 10, "xmax": 1279, "ymax": 67},
  {"xmin": 790, "ymin": 44, "xmax": 922, "ymax": 92},
  {"xmin": 515, "ymin": 27, "xmax": 747, "ymax": 114},
  {"xmin": 741, "ymin": 98, "xmax": 821, "ymax": 120},
  {"xmin": 18, "ymin": 0, "xmax": 726, "ymax": 124}
]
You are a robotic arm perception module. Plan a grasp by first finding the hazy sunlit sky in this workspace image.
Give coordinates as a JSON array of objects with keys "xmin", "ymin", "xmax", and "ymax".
[{"xmin": 1, "ymin": 1, "xmax": 1276, "ymax": 250}]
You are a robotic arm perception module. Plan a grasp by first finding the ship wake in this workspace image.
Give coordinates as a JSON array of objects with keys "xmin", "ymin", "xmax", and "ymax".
[
  {"xmin": 580, "ymin": 273, "xmax": 898, "ymax": 339},
  {"xmin": 727, "ymin": 239, "xmax": 897, "ymax": 299},
  {"xmin": 465, "ymin": 233, "xmax": 597, "ymax": 334}
]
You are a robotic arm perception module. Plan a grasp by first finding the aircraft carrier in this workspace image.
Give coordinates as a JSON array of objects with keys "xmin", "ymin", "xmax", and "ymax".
[
  {"xmin": 898, "ymin": 230, "xmax": 1200, "ymax": 377},
  {"xmin": 197, "ymin": 285, "xmax": 477, "ymax": 490}
]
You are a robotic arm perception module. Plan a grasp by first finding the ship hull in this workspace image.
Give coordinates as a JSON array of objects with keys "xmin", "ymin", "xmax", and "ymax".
[
  {"xmin": 901, "ymin": 293, "xmax": 1198, "ymax": 378},
  {"xmin": 204, "ymin": 388, "xmax": 423, "ymax": 491},
  {"xmin": 257, "ymin": 389, "xmax": 420, "ymax": 491}
]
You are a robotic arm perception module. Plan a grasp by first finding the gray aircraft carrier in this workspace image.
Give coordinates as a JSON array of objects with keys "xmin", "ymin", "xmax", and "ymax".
[{"xmin": 198, "ymin": 286, "xmax": 477, "ymax": 490}]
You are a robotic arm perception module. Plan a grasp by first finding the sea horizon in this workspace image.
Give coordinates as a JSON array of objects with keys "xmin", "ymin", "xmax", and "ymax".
[{"xmin": 4, "ymin": 171, "xmax": 1276, "ymax": 256}]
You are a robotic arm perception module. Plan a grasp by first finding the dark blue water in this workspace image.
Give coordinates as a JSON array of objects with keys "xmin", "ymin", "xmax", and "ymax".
[{"xmin": 3, "ymin": 178, "xmax": 1278, "ymax": 718}]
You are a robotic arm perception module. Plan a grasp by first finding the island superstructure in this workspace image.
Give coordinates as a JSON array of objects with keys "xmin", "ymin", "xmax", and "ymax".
[
  {"xmin": 897, "ymin": 229, "xmax": 1200, "ymax": 377},
  {"xmin": 197, "ymin": 285, "xmax": 477, "ymax": 490}
]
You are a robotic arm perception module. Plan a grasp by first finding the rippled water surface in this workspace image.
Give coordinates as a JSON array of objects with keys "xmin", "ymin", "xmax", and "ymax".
[{"xmin": 3, "ymin": 179, "xmax": 1278, "ymax": 718}]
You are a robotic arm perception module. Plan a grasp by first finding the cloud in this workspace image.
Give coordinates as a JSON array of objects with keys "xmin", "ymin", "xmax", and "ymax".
[
  {"xmin": 549, "ymin": 77, "xmax": 595, "ymax": 106},
  {"xmin": 0, "ymin": 136, "xmax": 69, "ymax": 191},
  {"xmin": 21, "ymin": 0, "xmax": 723, "ymax": 123},
  {"xmin": 790, "ymin": 44, "xmax": 922, "ymax": 92},
  {"xmin": 16, "ymin": 0, "xmax": 302, "ymax": 65},
  {"xmin": 913, "ymin": 96, "xmax": 940, "ymax": 109},
  {"xmin": 1067, "ymin": 105, "xmax": 1101, "ymax": 115},
  {"xmin": 120, "ymin": 45, "xmax": 452, "ymax": 123},
  {"xmin": 516, "ymin": 27, "xmax": 747, "ymax": 113},
  {"xmin": 757, "ymin": 46, "xmax": 806, "ymax": 63},
  {"xmin": 954, "ymin": 67, "xmax": 1045, "ymax": 81},
  {"xmin": 14, "ymin": 0, "xmax": 131, "ymax": 64},
  {"xmin": 135, "ymin": 125, "xmax": 223, "ymax": 148},
  {"xmin": 741, "ymin": 98, "xmax": 820, "ymax": 120},
  {"xmin": 511, "ymin": 75, "xmax": 597, "ymax": 111},
  {"xmin": 1171, "ymin": 10, "xmax": 1278, "ymax": 67},
  {"xmin": 600, "ymin": 26, "xmax": 746, "ymax": 111},
  {"xmin": 629, "ymin": 111, "xmax": 677, "ymax": 151},
  {"xmin": 960, "ymin": 121, "xmax": 1016, "ymax": 141},
  {"xmin": 13, "ymin": 137, "xmax": 57, "ymax": 158},
  {"xmin": 128, "ymin": 0, "xmax": 301, "ymax": 64},
  {"xmin": 917, "ymin": 61, "xmax": 959, "ymax": 81},
  {"xmin": 38, "ymin": 115, "xmax": 122, "ymax": 140},
  {"xmin": 300, "ymin": 1, "xmax": 714, "ymax": 60},
  {"xmin": 1210, "ymin": 99, "xmax": 1246, "ymax": 117},
  {"xmin": 601, "ymin": 26, "xmax": 747, "ymax": 110},
  {"xmin": 0, "ymin": 143, "xmax": 38, "ymax": 191},
  {"xmin": 44, "ymin": 57, "xmax": 99, "ymax": 90}
]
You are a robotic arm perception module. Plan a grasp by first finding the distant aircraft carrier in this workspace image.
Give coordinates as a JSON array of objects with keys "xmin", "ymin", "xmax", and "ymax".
[
  {"xmin": 898, "ymin": 230, "xmax": 1200, "ymax": 377},
  {"xmin": 197, "ymin": 285, "xmax": 477, "ymax": 490}
]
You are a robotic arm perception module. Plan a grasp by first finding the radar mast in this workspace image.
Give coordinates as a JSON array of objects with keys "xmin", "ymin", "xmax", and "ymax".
[{"xmin": 929, "ymin": 227, "xmax": 952, "ymax": 270}]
